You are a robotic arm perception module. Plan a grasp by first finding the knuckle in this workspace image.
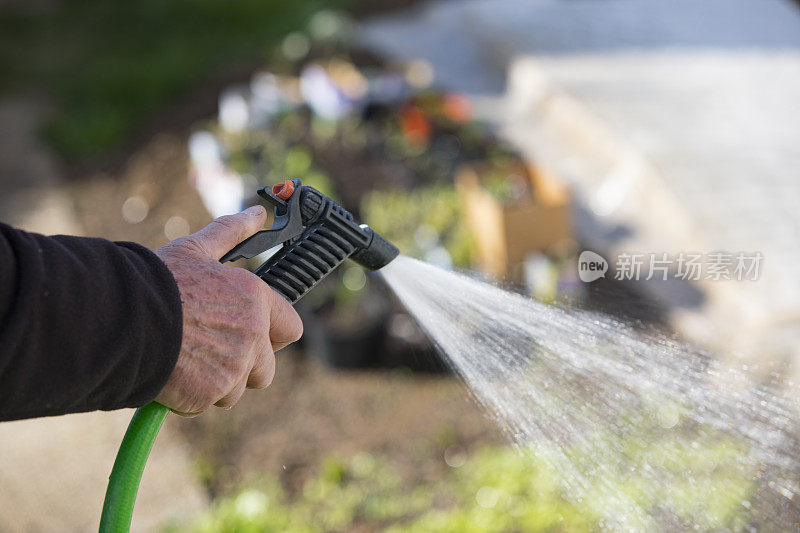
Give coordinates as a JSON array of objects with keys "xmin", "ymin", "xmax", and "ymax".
[
  {"xmin": 280, "ymin": 322, "xmax": 303, "ymax": 346},
  {"xmin": 236, "ymin": 280, "xmax": 271, "ymax": 330},
  {"xmin": 202, "ymin": 385, "xmax": 226, "ymax": 408},
  {"xmin": 228, "ymin": 268, "xmax": 263, "ymax": 298},
  {"xmin": 184, "ymin": 389, "xmax": 219, "ymax": 414},
  {"xmin": 240, "ymin": 314, "xmax": 267, "ymax": 341},
  {"xmin": 176, "ymin": 235, "xmax": 208, "ymax": 256},
  {"xmin": 197, "ymin": 369, "xmax": 238, "ymax": 406},
  {"xmin": 213, "ymin": 214, "xmax": 239, "ymax": 230},
  {"xmin": 212, "ymin": 215, "xmax": 245, "ymax": 238},
  {"xmin": 275, "ymin": 307, "xmax": 304, "ymax": 343},
  {"xmin": 223, "ymin": 355, "xmax": 251, "ymax": 384},
  {"xmin": 267, "ymin": 293, "xmax": 303, "ymax": 340},
  {"xmin": 214, "ymin": 396, "xmax": 236, "ymax": 409},
  {"xmin": 242, "ymin": 273, "xmax": 266, "ymax": 297},
  {"xmin": 238, "ymin": 354, "xmax": 254, "ymax": 377},
  {"xmin": 250, "ymin": 361, "xmax": 275, "ymax": 390},
  {"xmin": 289, "ymin": 313, "xmax": 304, "ymax": 340},
  {"xmin": 208, "ymin": 390, "xmax": 228, "ymax": 409},
  {"xmin": 248, "ymin": 375, "xmax": 271, "ymax": 390},
  {"xmin": 215, "ymin": 381, "xmax": 246, "ymax": 409}
]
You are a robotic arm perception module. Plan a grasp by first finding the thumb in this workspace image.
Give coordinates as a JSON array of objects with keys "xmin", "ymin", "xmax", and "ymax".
[{"xmin": 189, "ymin": 205, "xmax": 267, "ymax": 260}]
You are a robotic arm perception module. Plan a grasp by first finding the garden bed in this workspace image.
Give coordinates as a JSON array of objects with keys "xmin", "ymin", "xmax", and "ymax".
[{"xmin": 188, "ymin": 31, "xmax": 584, "ymax": 369}]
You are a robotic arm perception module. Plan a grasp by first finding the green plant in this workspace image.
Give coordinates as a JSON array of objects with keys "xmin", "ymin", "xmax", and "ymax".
[
  {"xmin": 221, "ymin": 127, "xmax": 336, "ymax": 199},
  {"xmin": 361, "ymin": 184, "xmax": 476, "ymax": 268},
  {"xmin": 172, "ymin": 431, "xmax": 756, "ymax": 532}
]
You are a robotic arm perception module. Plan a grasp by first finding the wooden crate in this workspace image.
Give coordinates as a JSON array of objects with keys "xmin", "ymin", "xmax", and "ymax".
[{"xmin": 456, "ymin": 162, "xmax": 572, "ymax": 281}]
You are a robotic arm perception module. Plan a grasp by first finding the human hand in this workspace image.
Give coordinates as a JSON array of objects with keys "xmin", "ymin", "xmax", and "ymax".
[{"xmin": 154, "ymin": 206, "xmax": 303, "ymax": 416}]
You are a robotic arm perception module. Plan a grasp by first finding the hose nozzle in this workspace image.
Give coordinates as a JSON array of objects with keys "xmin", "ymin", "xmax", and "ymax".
[{"xmin": 221, "ymin": 179, "xmax": 399, "ymax": 303}]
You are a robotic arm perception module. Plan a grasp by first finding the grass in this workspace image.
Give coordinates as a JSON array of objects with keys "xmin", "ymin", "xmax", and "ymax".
[{"xmin": 0, "ymin": 0, "xmax": 347, "ymax": 159}]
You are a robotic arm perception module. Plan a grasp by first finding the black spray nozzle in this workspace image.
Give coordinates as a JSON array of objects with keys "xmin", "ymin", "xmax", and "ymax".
[{"xmin": 221, "ymin": 179, "xmax": 399, "ymax": 303}]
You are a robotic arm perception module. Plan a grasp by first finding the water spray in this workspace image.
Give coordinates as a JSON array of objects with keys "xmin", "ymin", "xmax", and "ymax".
[{"xmin": 99, "ymin": 179, "xmax": 399, "ymax": 531}]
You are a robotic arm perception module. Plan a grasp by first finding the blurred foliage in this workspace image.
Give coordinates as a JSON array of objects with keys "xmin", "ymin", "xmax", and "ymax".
[
  {"xmin": 222, "ymin": 128, "xmax": 336, "ymax": 199},
  {"xmin": 361, "ymin": 184, "xmax": 476, "ymax": 268},
  {"xmin": 170, "ymin": 435, "xmax": 754, "ymax": 532},
  {"xmin": 0, "ymin": 0, "xmax": 348, "ymax": 158},
  {"xmin": 479, "ymin": 155, "xmax": 534, "ymax": 207}
]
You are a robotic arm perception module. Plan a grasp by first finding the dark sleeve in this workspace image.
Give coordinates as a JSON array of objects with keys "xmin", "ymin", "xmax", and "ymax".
[{"xmin": 0, "ymin": 223, "xmax": 183, "ymax": 421}]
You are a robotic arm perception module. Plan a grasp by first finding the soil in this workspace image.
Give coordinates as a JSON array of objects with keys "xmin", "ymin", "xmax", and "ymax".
[{"xmin": 176, "ymin": 350, "xmax": 500, "ymax": 498}]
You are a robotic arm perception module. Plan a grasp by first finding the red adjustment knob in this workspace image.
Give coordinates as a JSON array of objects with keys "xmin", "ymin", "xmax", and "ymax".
[{"xmin": 272, "ymin": 179, "xmax": 295, "ymax": 200}]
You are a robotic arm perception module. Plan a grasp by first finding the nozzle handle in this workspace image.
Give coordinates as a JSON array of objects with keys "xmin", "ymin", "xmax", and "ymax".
[
  {"xmin": 224, "ymin": 180, "xmax": 398, "ymax": 304},
  {"xmin": 255, "ymin": 189, "xmax": 371, "ymax": 303}
]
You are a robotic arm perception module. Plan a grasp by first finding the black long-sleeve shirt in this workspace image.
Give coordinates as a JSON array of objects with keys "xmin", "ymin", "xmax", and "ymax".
[{"xmin": 0, "ymin": 223, "xmax": 182, "ymax": 421}]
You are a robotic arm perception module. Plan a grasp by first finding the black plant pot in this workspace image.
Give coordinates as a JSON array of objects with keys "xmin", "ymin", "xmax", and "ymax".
[
  {"xmin": 304, "ymin": 275, "xmax": 392, "ymax": 368},
  {"xmin": 320, "ymin": 313, "xmax": 389, "ymax": 368}
]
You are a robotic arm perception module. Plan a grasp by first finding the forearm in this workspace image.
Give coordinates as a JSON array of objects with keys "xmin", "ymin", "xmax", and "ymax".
[{"xmin": 0, "ymin": 223, "xmax": 182, "ymax": 421}]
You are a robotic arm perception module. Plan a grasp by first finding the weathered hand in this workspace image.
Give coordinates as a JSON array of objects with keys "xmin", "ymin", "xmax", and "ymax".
[{"xmin": 154, "ymin": 206, "xmax": 302, "ymax": 416}]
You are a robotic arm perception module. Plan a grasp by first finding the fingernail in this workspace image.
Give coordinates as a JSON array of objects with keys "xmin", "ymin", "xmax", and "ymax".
[{"xmin": 245, "ymin": 205, "xmax": 265, "ymax": 216}]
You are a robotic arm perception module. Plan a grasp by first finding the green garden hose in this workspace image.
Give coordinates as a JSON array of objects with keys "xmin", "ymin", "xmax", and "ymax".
[{"xmin": 99, "ymin": 401, "xmax": 169, "ymax": 532}]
